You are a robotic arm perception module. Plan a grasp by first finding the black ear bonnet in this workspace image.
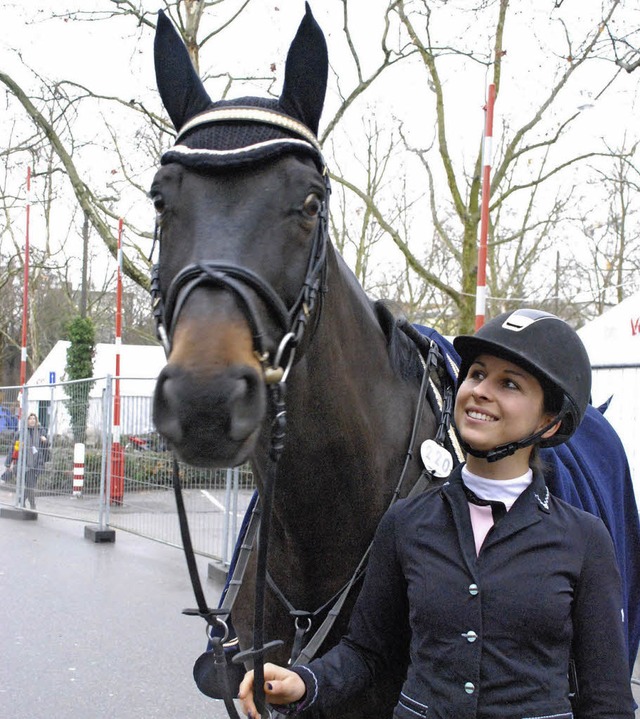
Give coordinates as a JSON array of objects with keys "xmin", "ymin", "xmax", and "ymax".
[
  {"xmin": 161, "ymin": 98, "xmax": 326, "ymax": 173},
  {"xmin": 155, "ymin": 3, "xmax": 328, "ymax": 173}
]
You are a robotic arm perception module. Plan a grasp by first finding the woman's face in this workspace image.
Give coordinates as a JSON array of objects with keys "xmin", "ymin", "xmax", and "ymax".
[
  {"xmin": 454, "ymin": 353, "xmax": 554, "ymax": 457},
  {"xmin": 27, "ymin": 414, "xmax": 37, "ymax": 428}
]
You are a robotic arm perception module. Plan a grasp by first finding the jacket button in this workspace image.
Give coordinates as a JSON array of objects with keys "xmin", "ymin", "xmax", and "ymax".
[
  {"xmin": 468, "ymin": 583, "xmax": 479, "ymax": 595},
  {"xmin": 464, "ymin": 681, "xmax": 475, "ymax": 694},
  {"xmin": 461, "ymin": 630, "xmax": 478, "ymax": 642}
]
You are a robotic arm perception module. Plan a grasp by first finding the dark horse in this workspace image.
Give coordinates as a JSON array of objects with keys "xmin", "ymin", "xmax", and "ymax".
[{"xmin": 150, "ymin": 6, "xmax": 640, "ymax": 718}]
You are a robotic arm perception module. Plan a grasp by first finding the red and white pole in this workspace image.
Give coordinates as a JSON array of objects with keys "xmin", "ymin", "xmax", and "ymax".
[
  {"xmin": 115, "ymin": 217, "xmax": 123, "ymax": 434},
  {"xmin": 73, "ymin": 442, "xmax": 85, "ymax": 496},
  {"xmin": 475, "ymin": 83, "xmax": 496, "ymax": 331},
  {"xmin": 20, "ymin": 167, "xmax": 31, "ymax": 393},
  {"xmin": 110, "ymin": 218, "xmax": 125, "ymax": 505}
]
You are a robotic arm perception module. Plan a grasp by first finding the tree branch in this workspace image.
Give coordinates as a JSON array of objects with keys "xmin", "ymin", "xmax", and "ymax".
[{"xmin": 0, "ymin": 70, "xmax": 149, "ymax": 289}]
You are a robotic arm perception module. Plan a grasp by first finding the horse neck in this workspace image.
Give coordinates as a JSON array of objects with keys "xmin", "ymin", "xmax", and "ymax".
[{"xmin": 252, "ymin": 246, "xmax": 429, "ymax": 584}]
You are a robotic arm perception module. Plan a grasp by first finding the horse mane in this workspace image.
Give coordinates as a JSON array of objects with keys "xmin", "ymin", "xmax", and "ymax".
[{"xmin": 374, "ymin": 299, "xmax": 424, "ymax": 384}]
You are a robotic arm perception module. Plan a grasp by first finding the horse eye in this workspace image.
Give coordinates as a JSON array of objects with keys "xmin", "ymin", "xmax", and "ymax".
[
  {"xmin": 303, "ymin": 193, "xmax": 322, "ymax": 218},
  {"xmin": 152, "ymin": 194, "xmax": 165, "ymax": 215}
]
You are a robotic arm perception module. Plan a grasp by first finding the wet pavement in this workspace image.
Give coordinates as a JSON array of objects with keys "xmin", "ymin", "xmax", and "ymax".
[
  {"xmin": 0, "ymin": 511, "xmax": 238, "ymax": 718},
  {"xmin": 1, "ymin": 510, "xmax": 638, "ymax": 718}
]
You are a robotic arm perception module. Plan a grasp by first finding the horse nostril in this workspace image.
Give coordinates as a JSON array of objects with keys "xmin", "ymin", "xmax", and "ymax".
[
  {"xmin": 153, "ymin": 370, "xmax": 184, "ymax": 445},
  {"xmin": 228, "ymin": 368, "xmax": 264, "ymax": 442}
]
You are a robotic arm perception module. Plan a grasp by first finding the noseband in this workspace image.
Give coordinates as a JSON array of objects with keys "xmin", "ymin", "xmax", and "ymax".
[{"xmin": 150, "ymin": 108, "xmax": 331, "ymax": 384}]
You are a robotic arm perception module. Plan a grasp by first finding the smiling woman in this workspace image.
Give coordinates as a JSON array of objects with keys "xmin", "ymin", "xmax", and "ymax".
[
  {"xmin": 239, "ymin": 308, "xmax": 636, "ymax": 719},
  {"xmin": 454, "ymin": 354, "xmax": 555, "ymax": 478},
  {"xmin": 450, "ymin": 310, "xmax": 590, "ymax": 489},
  {"xmin": 453, "ymin": 309, "xmax": 591, "ymax": 459}
]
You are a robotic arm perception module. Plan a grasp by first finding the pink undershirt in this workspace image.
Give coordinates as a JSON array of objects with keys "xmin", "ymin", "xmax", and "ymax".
[{"xmin": 461, "ymin": 465, "xmax": 533, "ymax": 555}]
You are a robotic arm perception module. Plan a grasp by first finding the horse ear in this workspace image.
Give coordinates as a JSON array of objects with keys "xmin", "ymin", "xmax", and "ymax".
[
  {"xmin": 279, "ymin": 3, "xmax": 328, "ymax": 135},
  {"xmin": 154, "ymin": 10, "xmax": 211, "ymax": 131}
]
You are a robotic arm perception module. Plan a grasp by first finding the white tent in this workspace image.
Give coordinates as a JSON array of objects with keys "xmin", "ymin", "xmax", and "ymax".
[
  {"xmin": 25, "ymin": 341, "xmax": 167, "ymax": 440},
  {"xmin": 27, "ymin": 341, "xmax": 167, "ymax": 398},
  {"xmin": 577, "ymin": 292, "xmax": 640, "ymax": 500},
  {"xmin": 577, "ymin": 292, "xmax": 640, "ymax": 366}
]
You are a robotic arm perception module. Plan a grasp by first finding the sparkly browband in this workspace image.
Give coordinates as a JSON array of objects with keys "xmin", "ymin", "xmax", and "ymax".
[
  {"xmin": 162, "ymin": 106, "xmax": 327, "ymax": 172},
  {"xmin": 175, "ymin": 107, "xmax": 323, "ymax": 153},
  {"xmin": 161, "ymin": 138, "xmax": 324, "ymax": 172}
]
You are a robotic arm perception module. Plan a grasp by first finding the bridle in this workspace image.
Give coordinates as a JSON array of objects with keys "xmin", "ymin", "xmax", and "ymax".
[
  {"xmin": 150, "ymin": 109, "xmax": 331, "ymax": 385},
  {"xmin": 150, "ymin": 107, "xmax": 332, "ymax": 718}
]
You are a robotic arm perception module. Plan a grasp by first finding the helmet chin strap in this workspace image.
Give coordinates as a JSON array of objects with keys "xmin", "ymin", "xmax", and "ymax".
[{"xmin": 460, "ymin": 397, "xmax": 571, "ymax": 464}]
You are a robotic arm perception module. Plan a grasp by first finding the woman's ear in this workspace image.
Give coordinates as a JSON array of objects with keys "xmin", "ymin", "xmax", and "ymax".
[{"xmin": 539, "ymin": 416, "xmax": 561, "ymax": 441}]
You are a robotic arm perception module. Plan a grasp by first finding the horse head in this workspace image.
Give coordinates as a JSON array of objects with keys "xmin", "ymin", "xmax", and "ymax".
[{"xmin": 150, "ymin": 4, "xmax": 329, "ymax": 467}]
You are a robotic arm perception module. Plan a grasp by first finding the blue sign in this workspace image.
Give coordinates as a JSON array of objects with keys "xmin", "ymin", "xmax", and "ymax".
[{"xmin": 49, "ymin": 371, "xmax": 56, "ymax": 384}]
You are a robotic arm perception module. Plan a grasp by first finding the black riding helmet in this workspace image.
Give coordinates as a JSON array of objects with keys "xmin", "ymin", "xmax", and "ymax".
[{"xmin": 453, "ymin": 309, "xmax": 592, "ymax": 461}]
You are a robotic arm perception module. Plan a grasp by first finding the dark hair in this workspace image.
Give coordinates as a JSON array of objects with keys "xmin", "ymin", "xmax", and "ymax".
[
  {"xmin": 537, "ymin": 374, "xmax": 564, "ymax": 416},
  {"xmin": 530, "ymin": 446, "xmax": 543, "ymax": 474},
  {"xmin": 527, "ymin": 375, "xmax": 563, "ymax": 473}
]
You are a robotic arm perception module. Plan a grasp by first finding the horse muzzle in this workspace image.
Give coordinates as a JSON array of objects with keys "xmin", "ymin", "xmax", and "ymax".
[{"xmin": 153, "ymin": 362, "xmax": 266, "ymax": 467}]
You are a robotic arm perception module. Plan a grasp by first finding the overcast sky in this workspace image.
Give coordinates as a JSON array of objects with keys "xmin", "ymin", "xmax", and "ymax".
[{"xmin": 2, "ymin": 1, "xmax": 639, "ymax": 302}]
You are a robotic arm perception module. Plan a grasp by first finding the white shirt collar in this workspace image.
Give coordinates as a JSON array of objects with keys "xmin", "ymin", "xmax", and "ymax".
[{"xmin": 461, "ymin": 465, "xmax": 533, "ymax": 510}]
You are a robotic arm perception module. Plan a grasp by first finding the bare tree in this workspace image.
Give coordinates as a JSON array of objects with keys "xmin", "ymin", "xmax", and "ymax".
[
  {"xmin": 383, "ymin": 0, "xmax": 639, "ymax": 331},
  {"xmin": 2, "ymin": 0, "xmax": 639, "ymax": 353},
  {"xmin": 573, "ymin": 139, "xmax": 640, "ymax": 313},
  {"xmin": 0, "ymin": 0, "xmax": 417, "ymax": 286},
  {"xmin": 606, "ymin": 12, "xmax": 640, "ymax": 73},
  {"xmin": 0, "ymin": 70, "xmax": 153, "ymax": 288}
]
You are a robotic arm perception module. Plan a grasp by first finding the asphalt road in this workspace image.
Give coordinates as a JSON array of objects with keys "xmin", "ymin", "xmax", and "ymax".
[
  {"xmin": 0, "ymin": 511, "xmax": 239, "ymax": 719},
  {"xmin": 1, "ymin": 510, "xmax": 638, "ymax": 718}
]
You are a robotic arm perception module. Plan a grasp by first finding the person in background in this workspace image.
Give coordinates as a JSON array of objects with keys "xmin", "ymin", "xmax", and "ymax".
[
  {"xmin": 239, "ymin": 308, "xmax": 634, "ymax": 719},
  {"xmin": 4, "ymin": 413, "xmax": 49, "ymax": 509}
]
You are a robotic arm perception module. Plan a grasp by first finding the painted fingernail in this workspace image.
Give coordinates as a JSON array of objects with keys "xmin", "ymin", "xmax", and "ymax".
[{"xmin": 266, "ymin": 682, "xmax": 273, "ymax": 691}]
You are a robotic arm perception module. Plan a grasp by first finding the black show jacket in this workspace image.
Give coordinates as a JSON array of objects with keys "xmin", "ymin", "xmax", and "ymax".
[{"xmin": 292, "ymin": 466, "xmax": 634, "ymax": 719}]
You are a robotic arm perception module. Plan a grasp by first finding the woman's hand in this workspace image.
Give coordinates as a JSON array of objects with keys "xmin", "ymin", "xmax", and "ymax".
[{"xmin": 238, "ymin": 662, "xmax": 306, "ymax": 717}]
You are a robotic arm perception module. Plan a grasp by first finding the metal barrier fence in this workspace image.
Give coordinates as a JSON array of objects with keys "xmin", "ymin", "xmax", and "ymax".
[
  {"xmin": 2, "ymin": 366, "xmax": 635, "ymax": 559},
  {"xmin": 0, "ymin": 377, "xmax": 254, "ymax": 563}
]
